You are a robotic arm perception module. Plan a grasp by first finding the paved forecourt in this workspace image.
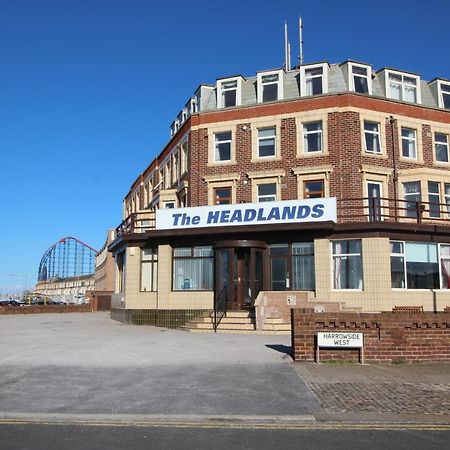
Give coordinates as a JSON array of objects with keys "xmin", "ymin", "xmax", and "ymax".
[{"xmin": 0, "ymin": 312, "xmax": 320, "ymax": 421}]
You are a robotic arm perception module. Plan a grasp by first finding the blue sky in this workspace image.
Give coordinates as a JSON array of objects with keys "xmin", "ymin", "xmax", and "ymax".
[{"xmin": 1, "ymin": 0, "xmax": 450, "ymax": 293}]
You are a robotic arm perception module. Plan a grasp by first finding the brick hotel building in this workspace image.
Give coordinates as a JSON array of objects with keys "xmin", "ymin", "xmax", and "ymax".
[{"xmin": 108, "ymin": 60, "xmax": 450, "ymax": 327}]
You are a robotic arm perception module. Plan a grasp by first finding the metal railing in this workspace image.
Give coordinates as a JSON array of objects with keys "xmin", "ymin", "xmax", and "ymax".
[
  {"xmin": 337, "ymin": 197, "xmax": 450, "ymax": 224},
  {"xmin": 115, "ymin": 198, "xmax": 450, "ymax": 237},
  {"xmin": 213, "ymin": 285, "xmax": 227, "ymax": 332},
  {"xmin": 116, "ymin": 211, "xmax": 156, "ymax": 236}
]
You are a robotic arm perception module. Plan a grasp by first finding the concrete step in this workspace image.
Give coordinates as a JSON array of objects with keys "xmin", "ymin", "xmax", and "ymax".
[
  {"xmin": 186, "ymin": 322, "xmax": 256, "ymax": 331},
  {"xmin": 188, "ymin": 317, "xmax": 255, "ymax": 325},
  {"xmin": 222, "ymin": 311, "xmax": 255, "ymax": 319},
  {"xmin": 264, "ymin": 317, "xmax": 289, "ymax": 325}
]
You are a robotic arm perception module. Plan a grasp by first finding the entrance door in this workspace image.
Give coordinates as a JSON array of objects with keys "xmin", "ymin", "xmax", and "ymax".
[
  {"xmin": 215, "ymin": 242, "xmax": 266, "ymax": 310},
  {"xmin": 234, "ymin": 249, "xmax": 251, "ymax": 309}
]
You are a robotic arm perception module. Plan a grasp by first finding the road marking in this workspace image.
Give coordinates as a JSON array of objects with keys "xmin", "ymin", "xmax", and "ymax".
[{"xmin": 0, "ymin": 418, "xmax": 449, "ymax": 431}]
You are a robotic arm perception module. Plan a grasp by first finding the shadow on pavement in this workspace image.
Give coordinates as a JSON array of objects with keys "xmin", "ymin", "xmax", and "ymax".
[{"xmin": 266, "ymin": 344, "xmax": 292, "ymax": 357}]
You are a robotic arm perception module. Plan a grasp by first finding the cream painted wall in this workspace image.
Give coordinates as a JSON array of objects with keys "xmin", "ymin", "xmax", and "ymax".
[
  {"xmin": 123, "ymin": 244, "xmax": 213, "ymax": 310},
  {"xmin": 313, "ymin": 237, "xmax": 450, "ymax": 312}
]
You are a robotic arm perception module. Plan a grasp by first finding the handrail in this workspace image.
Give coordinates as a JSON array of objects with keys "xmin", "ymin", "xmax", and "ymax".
[{"xmin": 213, "ymin": 284, "xmax": 227, "ymax": 332}]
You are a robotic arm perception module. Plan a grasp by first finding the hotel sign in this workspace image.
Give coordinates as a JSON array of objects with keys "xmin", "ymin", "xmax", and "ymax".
[{"xmin": 156, "ymin": 198, "xmax": 337, "ymax": 230}]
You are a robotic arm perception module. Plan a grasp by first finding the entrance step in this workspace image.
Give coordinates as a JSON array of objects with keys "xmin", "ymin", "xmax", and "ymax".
[
  {"xmin": 260, "ymin": 317, "xmax": 291, "ymax": 335},
  {"xmin": 180, "ymin": 310, "xmax": 256, "ymax": 333},
  {"xmin": 180, "ymin": 311, "xmax": 290, "ymax": 334}
]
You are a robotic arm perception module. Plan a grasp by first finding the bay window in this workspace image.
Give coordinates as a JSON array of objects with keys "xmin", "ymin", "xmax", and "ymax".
[
  {"xmin": 269, "ymin": 243, "xmax": 315, "ymax": 291},
  {"xmin": 332, "ymin": 240, "xmax": 363, "ymax": 290},
  {"xmin": 403, "ymin": 181, "xmax": 421, "ymax": 218},
  {"xmin": 292, "ymin": 243, "xmax": 315, "ymax": 290},
  {"xmin": 390, "ymin": 241, "xmax": 445, "ymax": 289},
  {"xmin": 435, "ymin": 133, "xmax": 449, "ymax": 163},
  {"xmin": 173, "ymin": 246, "xmax": 214, "ymax": 291},
  {"xmin": 140, "ymin": 248, "xmax": 158, "ymax": 292},
  {"xmin": 428, "ymin": 181, "xmax": 441, "ymax": 218}
]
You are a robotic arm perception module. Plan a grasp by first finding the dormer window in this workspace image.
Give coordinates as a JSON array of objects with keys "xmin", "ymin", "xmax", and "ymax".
[
  {"xmin": 300, "ymin": 63, "xmax": 328, "ymax": 97},
  {"xmin": 349, "ymin": 63, "xmax": 371, "ymax": 94},
  {"xmin": 386, "ymin": 70, "xmax": 420, "ymax": 103},
  {"xmin": 257, "ymin": 70, "xmax": 283, "ymax": 102},
  {"xmin": 438, "ymin": 81, "xmax": 450, "ymax": 109},
  {"xmin": 185, "ymin": 98, "xmax": 196, "ymax": 115},
  {"xmin": 217, "ymin": 77, "xmax": 242, "ymax": 108}
]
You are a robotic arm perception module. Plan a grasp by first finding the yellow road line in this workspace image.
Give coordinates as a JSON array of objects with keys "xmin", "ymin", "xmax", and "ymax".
[{"xmin": 0, "ymin": 419, "xmax": 449, "ymax": 431}]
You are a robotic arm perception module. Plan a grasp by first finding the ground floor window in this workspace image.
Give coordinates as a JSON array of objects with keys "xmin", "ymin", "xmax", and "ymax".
[
  {"xmin": 332, "ymin": 240, "xmax": 363, "ymax": 290},
  {"xmin": 391, "ymin": 241, "xmax": 450, "ymax": 289},
  {"xmin": 292, "ymin": 243, "xmax": 315, "ymax": 290},
  {"xmin": 116, "ymin": 251, "xmax": 126, "ymax": 293},
  {"xmin": 173, "ymin": 246, "xmax": 214, "ymax": 291},
  {"xmin": 269, "ymin": 242, "xmax": 315, "ymax": 291},
  {"xmin": 140, "ymin": 248, "xmax": 158, "ymax": 292}
]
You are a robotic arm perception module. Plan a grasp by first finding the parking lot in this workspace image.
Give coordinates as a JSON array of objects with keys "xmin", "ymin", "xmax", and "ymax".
[{"xmin": 0, "ymin": 312, "xmax": 320, "ymax": 420}]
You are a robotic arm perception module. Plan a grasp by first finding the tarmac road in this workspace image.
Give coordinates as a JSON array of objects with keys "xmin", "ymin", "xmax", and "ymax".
[{"xmin": 1, "ymin": 310, "xmax": 449, "ymax": 449}]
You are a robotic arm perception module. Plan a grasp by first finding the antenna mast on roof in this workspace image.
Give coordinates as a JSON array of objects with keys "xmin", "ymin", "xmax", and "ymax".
[
  {"xmin": 284, "ymin": 21, "xmax": 291, "ymax": 71},
  {"xmin": 299, "ymin": 16, "xmax": 304, "ymax": 65}
]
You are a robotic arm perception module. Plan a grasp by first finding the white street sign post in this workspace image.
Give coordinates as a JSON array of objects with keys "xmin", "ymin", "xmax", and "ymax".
[{"xmin": 316, "ymin": 331, "xmax": 364, "ymax": 364}]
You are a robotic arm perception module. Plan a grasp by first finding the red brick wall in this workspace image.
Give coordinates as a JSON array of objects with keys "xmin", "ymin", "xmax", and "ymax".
[
  {"xmin": 0, "ymin": 304, "xmax": 92, "ymax": 315},
  {"xmin": 291, "ymin": 308, "xmax": 450, "ymax": 363}
]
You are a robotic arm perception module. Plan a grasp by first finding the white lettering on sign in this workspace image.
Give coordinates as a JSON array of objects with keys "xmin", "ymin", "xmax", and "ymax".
[
  {"xmin": 156, "ymin": 198, "xmax": 337, "ymax": 230},
  {"xmin": 317, "ymin": 332, "xmax": 363, "ymax": 348}
]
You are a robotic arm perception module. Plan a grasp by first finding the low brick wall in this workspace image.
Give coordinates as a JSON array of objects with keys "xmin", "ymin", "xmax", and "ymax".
[
  {"xmin": 110, "ymin": 308, "xmax": 209, "ymax": 328},
  {"xmin": 291, "ymin": 308, "xmax": 450, "ymax": 364},
  {"xmin": 0, "ymin": 304, "xmax": 92, "ymax": 315}
]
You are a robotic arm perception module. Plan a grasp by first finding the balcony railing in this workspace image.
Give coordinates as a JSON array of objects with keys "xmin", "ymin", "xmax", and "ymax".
[
  {"xmin": 337, "ymin": 197, "xmax": 450, "ymax": 224},
  {"xmin": 116, "ymin": 210, "xmax": 156, "ymax": 236},
  {"xmin": 115, "ymin": 198, "xmax": 450, "ymax": 237}
]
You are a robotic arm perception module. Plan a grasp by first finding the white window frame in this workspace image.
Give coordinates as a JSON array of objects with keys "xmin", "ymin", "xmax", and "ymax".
[
  {"xmin": 140, "ymin": 248, "xmax": 158, "ymax": 292},
  {"xmin": 445, "ymin": 183, "xmax": 450, "ymax": 218},
  {"xmin": 331, "ymin": 239, "xmax": 363, "ymax": 291},
  {"xmin": 363, "ymin": 121, "xmax": 382, "ymax": 154},
  {"xmin": 366, "ymin": 180, "xmax": 383, "ymax": 221},
  {"xmin": 428, "ymin": 181, "xmax": 441, "ymax": 218},
  {"xmin": 257, "ymin": 126, "xmax": 277, "ymax": 158},
  {"xmin": 300, "ymin": 63, "xmax": 328, "ymax": 97},
  {"xmin": 257, "ymin": 182, "xmax": 277, "ymax": 202},
  {"xmin": 214, "ymin": 131, "xmax": 233, "ymax": 163},
  {"xmin": 180, "ymin": 139, "xmax": 188, "ymax": 175},
  {"xmin": 257, "ymin": 70, "xmax": 283, "ymax": 103},
  {"xmin": 402, "ymin": 181, "xmax": 421, "ymax": 218},
  {"xmin": 348, "ymin": 62, "xmax": 372, "ymax": 94},
  {"xmin": 434, "ymin": 132, "xmax": 449, "ymax": 163},
  {"xmin": 391, "ymin": 240, "xmax": 450, "ymax": 290},
  {"xmin": 302, "ymin": 121, "xmax": 323, "ymax": 153},
  {"xmin": 437, "ymin": 80, "xmax": 450, "ymax": 109},
  {"xmin": 385, "ymin": 69, "xmax": 421, "ymax": 104},
  {"xmin": 401, "ymin": 127, "xmax": 417, "ymax": 159},
  {"xmin": 163, "ymin": 201, "xmax": 175, "ymax": 209},
  {"xmin": 217, "ymin": 77, "xmax": 242, "ymax": 109}
]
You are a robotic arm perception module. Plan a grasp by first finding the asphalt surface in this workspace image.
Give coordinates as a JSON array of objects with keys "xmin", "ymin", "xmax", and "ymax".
[
  {"xmin": 1, "ymin": 424, "xmax": 449, "ymax": 450},
  {"xmin": 0, "ymin": 312, "xmax": 319, "ymax": 420},
  {"xmin": 0, "ymin": 311, "xmax": 449, "ymax": 431}
]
